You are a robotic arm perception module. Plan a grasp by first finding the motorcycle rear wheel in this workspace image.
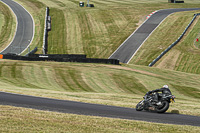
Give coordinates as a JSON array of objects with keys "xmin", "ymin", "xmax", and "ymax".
[
  {"xmin": 136, "ymin": 100, "xmax": 144, "ymax": 111},
  {"xmin": 156, "ymin": 101, "xmax": 169, "ymax": 113}
]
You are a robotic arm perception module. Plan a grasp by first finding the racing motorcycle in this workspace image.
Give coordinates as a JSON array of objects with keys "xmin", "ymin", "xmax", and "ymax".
[{"xmin": 136, "ymin": 93, "xmax": 175, "ymax": 113}]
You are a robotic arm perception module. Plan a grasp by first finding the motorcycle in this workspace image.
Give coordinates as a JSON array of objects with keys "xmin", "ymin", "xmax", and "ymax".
[{"xmin": 136, "ymin": 93, "xmax": 175, "ymax": 113}]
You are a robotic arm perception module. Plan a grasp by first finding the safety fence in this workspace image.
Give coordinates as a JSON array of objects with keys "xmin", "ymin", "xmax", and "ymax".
[
  {"xmin": 43, "ymin": 7, "xmax": 51, "ymax": 55},
  {"xmin": 28, "ymin": 54, "xmax": 87, "ymax": 59},
  {"xmin": 1, "ymin": 54, "xmax": 119, "ymax": 65},
  {"xmin": 149, "ymin": 13, "xmax": 200, "ymax": 67},
  {"xmin": 168, "ymin": 0, "xmax": 184, "ymax": 3}
]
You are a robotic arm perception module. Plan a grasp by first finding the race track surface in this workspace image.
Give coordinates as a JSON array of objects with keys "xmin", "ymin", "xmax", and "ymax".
[
  {"xmin": 0, "ymin": 0, "xmax": 34, "ymax": 55},
  {"xmin": 109, "ymin": 8, "xmax": 200, "ymax": 63},
  {"xmin": 1, "ymin": 92, "xmax": 200, "ymax": 127}
]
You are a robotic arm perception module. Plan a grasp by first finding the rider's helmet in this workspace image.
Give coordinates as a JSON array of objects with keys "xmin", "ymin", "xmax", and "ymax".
[{"xmin": 163, "ymin": 85, "xmax": 169, "ymax": 88}]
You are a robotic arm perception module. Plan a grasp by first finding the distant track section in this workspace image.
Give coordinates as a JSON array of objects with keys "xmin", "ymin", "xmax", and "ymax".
[
  {"xmin": 109, "ymin": 8, "xmax": 200, "ymax": 64},
  {"xmin": 0, "ymin": 91, "xmax": 200, "ymax": 127},
  {"xmin": 0, "ymin": 0, "xmax": 34, "ymax": 55}
]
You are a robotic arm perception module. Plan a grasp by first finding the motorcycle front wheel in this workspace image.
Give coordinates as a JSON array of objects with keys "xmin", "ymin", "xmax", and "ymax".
[{"xmin": 136, "ymin": 100, "xmax": 144, "ymax": 111}]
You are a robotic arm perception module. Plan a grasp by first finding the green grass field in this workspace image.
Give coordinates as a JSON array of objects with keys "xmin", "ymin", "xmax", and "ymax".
[
  {"xmin": 15, "ymin": 0, "xmax": 200, "ymax": 58},
  {"xmin": 0, "ymin": 60, "xmax": 200, "ymax": 132},
  {"xmin": 0, "ymin": 13, "xmax": 4, "ymax": 33},
  {"xmin": 14, "ymin": 0, "xmax": 200, "ymax": 74},
  {"xmin": 0, "ymin": 1, "xmax": 16, "ymax": 52},
  {"xmin": 1, "ymin": 0, "xmax": 200, "ymax": 132},
  {"xmin": 1, "ymin": 105, "xmax": 200, "ymax": 133}
]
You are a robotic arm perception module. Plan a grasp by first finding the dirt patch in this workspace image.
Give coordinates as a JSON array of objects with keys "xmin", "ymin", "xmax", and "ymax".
[
  {"xmin": 136, "ymin": 15, "xmax": 146, "ymax": 29},
  {"xmin": 156, "ymin": 49, "xmax": 181, "ymax": 70}
]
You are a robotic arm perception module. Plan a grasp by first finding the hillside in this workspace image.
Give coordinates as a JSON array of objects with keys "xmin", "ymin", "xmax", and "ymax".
[
  {"xmin": 15, "ymin": 0, "xmax": 200, "ymax": 59},
  {"xmin": 0, "ymin": 60, "xmax": 200, "ymax": 116},
  {"xmin": 14, "ymin": 0, "xmax": 200, "ymax": 75},
  {"xmin": 1, "ymin": 0, "xmax": 200, "ymax": 132},
  {"xmin": 131, "ymin": 10, "xmax": 200, "ymax": 74}
]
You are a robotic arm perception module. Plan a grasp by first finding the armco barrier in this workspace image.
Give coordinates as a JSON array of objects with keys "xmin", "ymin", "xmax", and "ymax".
[
  {"xmin": 25, "ymin": 47, "xmax": 38, "ymax": 57},
  {"xmin": 149, "ymin": 13, "xmax": 200, "ymax": 67},
  {"xmin": 43, "ymin": 7, "xmax": 51, "ymax": 55},
  {"xmin": 28, "ymin": 54, "xmax": 87, "ymax": 59},
  {"xmin": 61, "ymin": 58, "xmax": 119, "ymax": 64},
  {"xmin": 2, "ymin": 54, "xmax": 119, "ymax": 65}
]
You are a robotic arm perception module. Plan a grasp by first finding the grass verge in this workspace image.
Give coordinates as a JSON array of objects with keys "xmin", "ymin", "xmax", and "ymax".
[
  {"xmin": 0, "ymin": 13, "xmax": 4, "ymax": 32},
  {"xmin": 0, "ymin": 1, "xmax": 16, "ymax": 52},
  {"xmin": 1, "ymin": 105, "xmax": 200, "ymax": 133}
]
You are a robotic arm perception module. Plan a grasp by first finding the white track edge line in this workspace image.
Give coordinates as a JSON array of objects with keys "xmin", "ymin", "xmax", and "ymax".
[
  {"xmin": 127, "ymin": 9, "xmax": 200, "ymax": 64},
  {"xmin": 126, "ymin": 14, "xmax": 171, "ymax": 64},
  {"xmin": 108, "ymin": 12, "xmax": 151, "ymax": 59},
  {"xmin": 0, "ymin": 0, "xmax": 35, "ymax": 55},
  {"xmin": 109, "ymin": 8, "xmax": 200, "ymax": 63},
  {"xmin": 15, "ymin": 0, "xmax": 35, "ymax": 55}
]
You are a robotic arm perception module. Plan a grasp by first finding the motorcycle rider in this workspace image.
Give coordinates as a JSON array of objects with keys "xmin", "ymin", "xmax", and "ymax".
[{"xmin": 146, "ymin": 85, "xmax": 172, "ymax": 105}]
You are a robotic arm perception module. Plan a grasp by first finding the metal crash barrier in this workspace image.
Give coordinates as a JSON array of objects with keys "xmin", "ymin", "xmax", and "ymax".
[{"xmin": 1, "ymin": 54, "xmax": 119, "ymax": 65}]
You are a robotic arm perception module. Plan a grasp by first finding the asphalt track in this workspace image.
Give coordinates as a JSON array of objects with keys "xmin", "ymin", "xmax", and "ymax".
[
  {"xmin": 109, "ymin": 8, "xmax": 200, "ymax": 64},
  {"xmin": 0, "ymin": 0, "xmax": 34, "ymax": 55},
  {"xmin": 1, "ymin": 91, "xmax": 200, "ymax": 127}
]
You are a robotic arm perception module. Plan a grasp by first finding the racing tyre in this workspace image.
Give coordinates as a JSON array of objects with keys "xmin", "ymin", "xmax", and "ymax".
[
  {"xmin": 156, "ymin": 101, "xmax": 169, "ymax": 113},
  {"xmin": 136, "ymin": 100, "xmax": 144, "ymax": 111}
]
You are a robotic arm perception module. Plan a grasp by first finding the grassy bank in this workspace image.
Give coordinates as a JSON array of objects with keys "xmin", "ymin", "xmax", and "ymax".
[
  {"xmin": 0, "ymin": 1, "xmax": 16, "ymax": 52},
  {"xmin": 0, "ymin": 60, "xmax": 199, "ymax": 116},
  {"xmin": 45, "ymin": 0, "xmax": 200, "ymax": 58},
  {"xmin": 1, "ymin": 0, "xmax": 200, "ymax": 132},
  {"xmin": 1, "ymin": 105, "xmax": 200, "ymax": 133},
  {"xmin": 3, "ymin": 0, "xmax": 200, "ymax": 63},
  {"xmin": 14, "ymin": 0, "xmax": 200, "ymax": 57},
  {"xmin": 130, "ymin": 10, "xmax": 200, "ymax": 74},
  {"xmin": 0, "ymin": 13, "xmax": 4, "ymax": 32}
]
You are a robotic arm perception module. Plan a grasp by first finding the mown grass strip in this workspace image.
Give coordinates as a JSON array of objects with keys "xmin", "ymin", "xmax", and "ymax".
[
  {"xmin": 0, "ymin": 60, "xmax": 200, "ymax": 116},
  {"xmin": 0, "ymin": 13, "xmax": 4, "ymax": 32},
  {"xmin": 0, "ymin": 105, "xmax": 200, "ymax": 133},
  {"xmin": 112, "ymin": 74, "xmax": 148, "ymax": 94},
  {"xmin": 0, "ymin": 1, "xmax": 16, "ymax": 52},
  {"xmin": 172, "ymin": 84, "xmax": 200, "ymax": 99},
  {"xmin": 48, "ymin": 8, "xmax": 66, "ymax": 54}
]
